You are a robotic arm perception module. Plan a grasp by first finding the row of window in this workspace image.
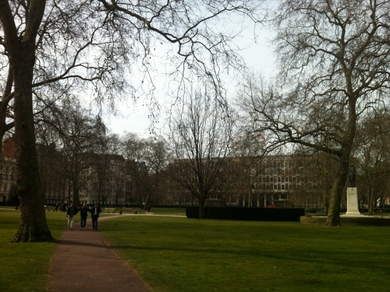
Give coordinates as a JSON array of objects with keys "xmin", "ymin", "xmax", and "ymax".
[
  {"xmin": 256, "ymin": 176, "xmax": 308, "ymax": 183},
  {"xmin": 253, "ymin": 182, "xmax": 318, "ymax": 191}
]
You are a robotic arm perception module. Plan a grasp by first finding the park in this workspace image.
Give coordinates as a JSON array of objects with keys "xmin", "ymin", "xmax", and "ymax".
[
  {"xmin": 1, "ymin": 207, "xmax": 390, "ymax": 291},
  {"xmin": 1, "ymin": 1, "xmax": 390, "ymax": 291}
]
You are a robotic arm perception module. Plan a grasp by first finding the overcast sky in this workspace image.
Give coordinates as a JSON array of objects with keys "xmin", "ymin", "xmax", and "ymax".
[{"xmin": 104, "ymin": 16, "xmax": 277, "ymax": 138}]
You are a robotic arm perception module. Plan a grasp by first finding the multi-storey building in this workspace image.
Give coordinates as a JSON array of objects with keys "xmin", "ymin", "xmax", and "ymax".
[
  {"xmin": 167, "ymin": 153, "xmax": 335, "ymax": 209},
  {"xmin": 0, "ymin": 138, "xmax": 17, "ymax": 203},
  {"xmin": 249, "ymin": 154, "xmax": 329, "ymax": 208},
  {"xmin": 1, "ymin": 138, "xmax": 130, "ymax": 206},
  {"xmin": 37, "ymin": 143, "xmax": 68, "ymax": 205},
  {"xmin": 79, "ymin": 154, "xmax": 128, "ymax": 206},
  {"xmin": 0, "ymin": 137, "xmax": 336, "ymax": 209}
]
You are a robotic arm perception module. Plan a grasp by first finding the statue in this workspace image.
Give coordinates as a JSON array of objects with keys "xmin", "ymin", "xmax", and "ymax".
[{"xmin": 348, "ymin": 165, "xmax": 356, "ymax": 187}]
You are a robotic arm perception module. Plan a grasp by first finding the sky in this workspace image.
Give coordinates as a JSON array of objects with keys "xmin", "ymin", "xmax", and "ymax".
[{"xmin": 104, "ymin": 17, "xmax": 277, "ymax": 138}]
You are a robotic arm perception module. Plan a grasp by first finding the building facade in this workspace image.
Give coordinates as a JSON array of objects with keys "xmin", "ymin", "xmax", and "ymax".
[
  {"xmin": 79, "ymin": 154, "xmax": 128, "ymax": 205},
  {"xmin": 0, "ymin": 138, "xmax": 17, "ymax": 203},
  {"xmin": 1, "ymin": 138, "xmax": 130, "ymax": 206},
  {"xmin": 167, "ymin": 154, "xmax": 335, "ymax": 209},
  {"xmin": 0, "ymin": 137, "xmax": 336, "ymax": 209}
]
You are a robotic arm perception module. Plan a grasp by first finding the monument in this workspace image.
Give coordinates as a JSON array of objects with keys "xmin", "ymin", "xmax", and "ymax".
[
  {"xmin": 302, "ymin": 165, "xmax": 390, "ymax": 225},
  {"xmin": 344, "ymin": 165, "xmax": 362, "ymax": 216}
]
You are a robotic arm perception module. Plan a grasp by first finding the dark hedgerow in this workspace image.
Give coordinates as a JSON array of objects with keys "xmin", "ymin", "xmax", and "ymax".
[{"xmin": 186, "ymin": 206, "xmax": 305, "ymax": 221}]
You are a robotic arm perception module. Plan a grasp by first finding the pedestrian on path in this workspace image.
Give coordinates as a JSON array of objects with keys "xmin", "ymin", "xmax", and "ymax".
[
  {"xmin": 66, "ymin": 202, "xmax": 78, "ymax": 231},
  {"xmin": 48, "ymin": 216, "xmax": 152, "ymax": 292},
  {"xmin": 91, "ymin": 203, "xmax": 101, "ymax": 231},
  {"xmin": 79, "ymin": 203, "xmax": 88, "ymax": 230}
]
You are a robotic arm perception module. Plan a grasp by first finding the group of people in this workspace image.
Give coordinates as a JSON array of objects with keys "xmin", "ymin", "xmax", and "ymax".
[{"xmin": 66, "ymin": 202, "xmax": 101, "ymax": 231}]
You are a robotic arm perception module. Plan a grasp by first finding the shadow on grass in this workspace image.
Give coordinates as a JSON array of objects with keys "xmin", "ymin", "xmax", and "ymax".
[{"xmin": 108, "ymin": 243, "xmax": 389, "ymax": 272}]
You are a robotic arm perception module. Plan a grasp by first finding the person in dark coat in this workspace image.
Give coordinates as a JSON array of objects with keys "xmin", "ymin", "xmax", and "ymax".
[
  {"xmin": 79, "ymin": 203, "xmax": 88, "ymax": 230},
  {"xmin": 66, "ymin": 202, "xmax": 78, "ymax": 231},
  {"xmin": 91, "ymin": 204, "xmax": 101, "ymax": 231}
]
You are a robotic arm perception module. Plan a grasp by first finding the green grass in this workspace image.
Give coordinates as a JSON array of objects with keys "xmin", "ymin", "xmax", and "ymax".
[
  {"xmin": 1, "ymin": 209, "xmax": 390, "ymax": 291},
  {"xmin": 149, "ymin": 207, "xmax": 186, "ymax": 216},
  {"xmin": 0, "ymin": 210, "xmax": 66, "ymax": 292},
  {"xmin": 100, "ymin": 216, "xmax": 390, "ymax": 292}
]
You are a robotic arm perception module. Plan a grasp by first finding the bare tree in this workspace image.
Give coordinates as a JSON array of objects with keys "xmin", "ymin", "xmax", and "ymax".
[
  {"xmin": 1, "ymin": 0, "xmax": 263, "ymax": 241},
  {"xmin": 122, "ymin": 134, "xmax": 168, "ymax": 208},
  {"xmin": 355, "ymin": 109, "xmax": 390, "ymax": 213},
  {"xmin": 225, "ymin": 132, "xmax": 266, "ymax": 207},
  {"xmin": 36, "ymin": 143, "xmax": 67, "ymax": 206},
  {"xmin": 169, "ymin": 89, "xmax": 234, "ymax": 218},
  {"xmin": 103, "ymin": 134, "xmax": 127, "ymax": 206},
  {"xmin": 241, "ymin": 1, "xmax": 390, "ymax": 225},
  {"xmin": 37, "ymin": 98, "xmax": 108, "ymax": 206},
  {"xmin": 1, "ymin": 0, "xmax": 53, "ymax": 242}
]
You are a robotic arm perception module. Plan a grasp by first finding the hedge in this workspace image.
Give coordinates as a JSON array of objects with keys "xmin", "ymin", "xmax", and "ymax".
[{"xmin": 186, "ymin": 206, "xmax": 305, "ymax": 222}]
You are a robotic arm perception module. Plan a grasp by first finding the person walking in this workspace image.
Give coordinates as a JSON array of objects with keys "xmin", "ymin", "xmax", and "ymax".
[
  {"xmin": 79, "ymin": 203, "xmax": 88, "ymax": 230},
  {"xmin": 66, "ymin": 202, "xmax": 78, "ymax": 231},
  {"xmin": 91, "ymin": 204, "xmax": 101, "ymax": 231}
]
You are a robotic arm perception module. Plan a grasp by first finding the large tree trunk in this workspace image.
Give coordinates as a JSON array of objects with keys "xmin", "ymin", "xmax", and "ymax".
[
  {"xmin": 72, "ymin": 179, "xmax": 80, "ymax": 207},
  {"xmin": 368, "ymin": 185, "xmax": 374, "ymax": 215},
  {"xmin": 12, "ymin": 46, "xmax": 53, "ymax": 242},
  {"xmin": 5, "ymin": 0, "xmax": 53, "ymax": 242},
  {"xmin": 198, "ymin": 198, "xmax": 205, "ymax": 218},
  {"xmin": 325, "ymin": 160, "xmax": 349, "ymax": 226},
  {"xmin": 12, "ymin": 62, "xmax": 53, "ymax": 241},
  {"xmin": 0, "ymin": 67, "xmax": 14, "ymax": 154},
  {"xmin": 325, "ymin": 96, "xmax": 357, "ymax": 226}
]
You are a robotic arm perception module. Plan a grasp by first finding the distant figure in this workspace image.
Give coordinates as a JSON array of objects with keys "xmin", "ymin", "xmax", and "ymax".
[
  {"xmin": 79, "ymin": 203, "xmax": 88, "ymax": 230},
  {"xmin": 348, "ymin": 165, "xmax": 356, "ymax": 187},
  {"xmin": 66, "ymin": 202, "xmax": 78, "ymax": 231},
  {"xmin": 91, "ymin": 204, "xmax": 101, "ymax": 231}
]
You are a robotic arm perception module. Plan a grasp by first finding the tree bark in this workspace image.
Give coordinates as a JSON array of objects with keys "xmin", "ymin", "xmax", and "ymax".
[
  {"xmin": 0, "ymin": 0, "xmax": 54, "ymax": 242},
  {"xmin": 368, "ymin": 185, "xmax": 374, "ymax": 214},
  {"xmin": 199, "ymin": 198, "xmax": 205, "ymax": 219},
  {"xmin": 325, "ymin": 174, "xmax": 344, "ymax": 226},
  {"xmin": 11, "ymin": 47, "xmax": 53, "ymax": 242}
]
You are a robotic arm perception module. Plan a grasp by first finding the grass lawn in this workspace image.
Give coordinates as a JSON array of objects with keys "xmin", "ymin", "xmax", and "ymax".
[
  {"xmin": 100, "ymin": 216, "xmax": 390, "ymax": 292},
  {"xmin": 0, "ymin": 209, "xmax": 66, "ymax": 292},
  {"xmin": 149, "ymin": 207, "xmax": 186, "ymax": 216},
  {"xmin": 1, "ymin": 209, "xmax": 390, "ymax": 291}
]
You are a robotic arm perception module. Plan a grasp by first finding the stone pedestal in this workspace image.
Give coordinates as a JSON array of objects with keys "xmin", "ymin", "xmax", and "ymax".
[{"xmin": 345, "ymin": 187, "xmax": 361, "ymax": 216}]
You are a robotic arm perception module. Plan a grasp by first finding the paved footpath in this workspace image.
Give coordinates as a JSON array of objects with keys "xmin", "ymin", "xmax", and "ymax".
[{"xmin": 47, "ymin": 217, "xmax": 151, "ymax": 292}]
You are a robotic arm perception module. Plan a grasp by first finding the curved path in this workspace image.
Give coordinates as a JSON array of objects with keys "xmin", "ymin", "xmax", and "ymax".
[{"xmin": 47, "ymin": 216, "xmax": 151, "ymax": 292}]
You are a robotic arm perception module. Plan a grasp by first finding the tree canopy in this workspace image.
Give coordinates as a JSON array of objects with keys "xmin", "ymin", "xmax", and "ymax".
[
  {"xmin": 0, "ymin": 0, "xmax": 264, "ymax": 241},
  {"xmin": 240, "ymin": 0, "xmax": 390, "ymax": 225}
]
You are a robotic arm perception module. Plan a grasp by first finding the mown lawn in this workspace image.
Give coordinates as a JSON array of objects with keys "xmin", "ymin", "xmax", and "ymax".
[
  {"xmin": 1, "ymin": 209, "xmax": 389, "ymax": 291},
  {"xmin": 0, "ymin": 210, "xmax": 66, "ymax": 292},
  {"xmin": 100, "ymin": 215, "xmax": 390, "ymax": 292}
]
